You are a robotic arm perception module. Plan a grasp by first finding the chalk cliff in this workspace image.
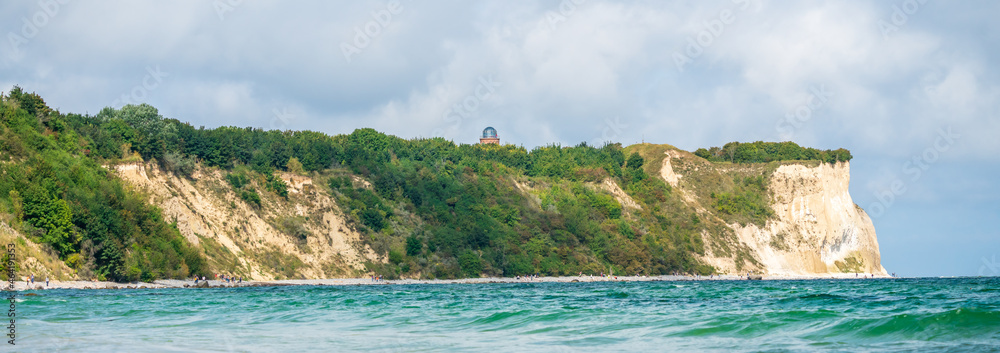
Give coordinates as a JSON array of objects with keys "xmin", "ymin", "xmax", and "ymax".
[
  {"xmin": 659, "ymin": 150, "xmax": 887, "ymax": 276},
  {"xmin": 105, "ymin": 150, "xmax": 887, "ymax": 279}
]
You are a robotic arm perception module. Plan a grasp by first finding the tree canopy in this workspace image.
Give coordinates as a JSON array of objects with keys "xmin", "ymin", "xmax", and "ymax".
[{"xmin": 694, "ymin": 141, "xmax": 852, "ymax": 164}]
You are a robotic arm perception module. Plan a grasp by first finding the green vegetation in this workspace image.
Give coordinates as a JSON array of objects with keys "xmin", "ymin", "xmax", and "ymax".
[
  {"xmin": 0, "ymin": 87, "xmax": 853, "ymax": 280},
  {"xmin": 321, "ymin": 136, "xmax": 707, "ymax": 278},
  {"xmin": 711, "ymin": 176, "xmax": 774, "ymax": 227},
  {"xmin": 0, "ymin": 87, "xmax": 207, "ymax": 282},
  {"xmin": 835, "ymin": 253, "xmax": 865, "ymax": 273},
  {"xmin": 694, "ymin": 141, "xmax": 851, "ymax": 164},
  {"xmin": 625, "ymin": 144, "xmax": 770, "ymax": 270}
]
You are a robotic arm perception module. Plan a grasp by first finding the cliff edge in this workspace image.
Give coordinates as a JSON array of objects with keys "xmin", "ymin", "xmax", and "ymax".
[{"xmin": 658, "ymin": 149, "xmax": 887, "ymax": 276}]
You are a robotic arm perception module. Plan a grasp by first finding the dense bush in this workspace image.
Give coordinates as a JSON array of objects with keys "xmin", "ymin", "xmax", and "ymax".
[{"xmin": 695, "ymin": 141, "xmax": 852, "ymax": 164}]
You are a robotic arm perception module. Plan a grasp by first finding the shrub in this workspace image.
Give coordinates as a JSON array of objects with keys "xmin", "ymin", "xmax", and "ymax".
[
  {"xmin": 360, "ymin": 208, "xmax": 385, "ymax": 231},
  {"xmin": 458, "ymin": 250, "xmax": 482, "ymax": 276},
  {"xmin": 388, "ymin": 249, "xmax": 404, "ymax": 264},
  {"xmin": 405, "ymin": 235, "xmax": 422, "ymax": 256},
  {"xmin": 240, "ymin": 190, "xmax": 261, "ymax": 207},
  {"xmin": 226, "ymin": 172, "xmax": 249, "ymax": 189},
  {"xmin": 161, "ymin": 151, "xmax": 196, "ymax": 178},
  {"xmin": 286, "ymin": 156, "xmax": 304, "ymax": 174},
  {"xmin": 276, "ymin": 216, "xmax": 308, "ymax": 240},
  {"xmin": 265, "ymin": 173, "xmax": 288, "ymax": 198},
  {"xmin": 66, "ymin": 253, "xmax": 83, "ymax": 269}
]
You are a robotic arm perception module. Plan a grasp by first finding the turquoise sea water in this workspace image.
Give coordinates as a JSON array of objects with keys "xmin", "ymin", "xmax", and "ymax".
[{"xmin": 15, "ymin": 277, "xmax": 1000, "ymax": 352}]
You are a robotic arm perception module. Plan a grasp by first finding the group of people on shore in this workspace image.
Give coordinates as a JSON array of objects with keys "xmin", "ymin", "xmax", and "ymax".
[
  {"xmin": 370, "ymin": 275, "xmax": 384, "ymax": 282},
  {"xmin": 219, "ymin": 274, "xmax": 242, "ymax": 283},
  {"xmin": 24, "ymin": 274, "xmax": 49, "ymax": 287},
  {"xmin": 193, "ymin": 274, "xmax": 243, "ymax": 284},
  {"xmin": 515, "ymin": 274, "xmax": 541, "ymax": 281}
]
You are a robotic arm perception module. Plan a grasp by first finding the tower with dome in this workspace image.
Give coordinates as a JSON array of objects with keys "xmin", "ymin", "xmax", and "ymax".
[{"xmin": 480, "ymin": 126, "xmax": 499, "ymax": 145}]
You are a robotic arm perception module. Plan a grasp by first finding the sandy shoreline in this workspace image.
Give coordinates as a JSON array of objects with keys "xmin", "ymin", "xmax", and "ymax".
[{"xmin": 7, "ymin": 273, "xmax": 893, "ymax": 291}]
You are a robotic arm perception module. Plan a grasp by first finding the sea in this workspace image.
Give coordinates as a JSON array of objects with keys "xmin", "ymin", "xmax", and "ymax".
[{"xmin": 15, "ymin": 277, "xmax": 1000, "ymax": 352}]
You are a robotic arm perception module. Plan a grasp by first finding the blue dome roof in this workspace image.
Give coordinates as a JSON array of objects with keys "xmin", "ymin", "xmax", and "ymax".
[{"xmin": 482, "ymin": 126, "xmax": 498, "ymax": 139}]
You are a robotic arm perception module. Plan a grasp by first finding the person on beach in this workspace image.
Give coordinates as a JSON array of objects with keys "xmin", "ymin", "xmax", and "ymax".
[
  {"xmin": 30, "ymin": 274, "xmax": 34, "ymax": 285},
  {"xmin": 46, "ymin": 276, "xmax": 49, "ymax": 287}
]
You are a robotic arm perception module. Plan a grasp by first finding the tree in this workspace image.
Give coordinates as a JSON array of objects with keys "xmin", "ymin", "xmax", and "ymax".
[
  {"xmin": 626, "ymin": 152, "xmax": 644, "ymax": 170},
  {"xmin": 286, "ymin": 156, "xmax": 304, "ymax": 174},
  {"xmin": 21, "ymin": 186, "xmax": 76, "ymax": 257},
  {"xmin": 7, "ymin": 86, "xmax": 52, "ymax": 117},
  {"xmin": 406, "ymin": 235, "xmax": 422, "ymax": 256},
  {"xmin": 458, "ymin": 250, "xmax": 483, "ymax": 276}
]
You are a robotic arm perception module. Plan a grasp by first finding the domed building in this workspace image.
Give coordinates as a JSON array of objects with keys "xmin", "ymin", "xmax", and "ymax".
[{"xmin": 480, "ymin": 126, "xmax": 500, "ymax": 145}]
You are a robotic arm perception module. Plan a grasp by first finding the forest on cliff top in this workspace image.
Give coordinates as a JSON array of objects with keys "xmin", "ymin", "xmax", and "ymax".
[{"xmin": 0, "ymin": 87, "xmax": 851, "ymax": 281}]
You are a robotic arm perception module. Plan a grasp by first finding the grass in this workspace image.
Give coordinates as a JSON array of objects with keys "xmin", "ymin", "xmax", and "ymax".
[
  {"xmin": 835, "ymin": 252, "xmax": 865, "ymax": 273},
  {"xmin": 623, "ymin": 143, "xmax": 680, "ymax": 179},
  {"xmin": 197, "ymin": 234, "xmax": 247, "ymax": 278},
  {"xmin": 250, "ymin": 246, "xmax": 305, "ymax": 279}
]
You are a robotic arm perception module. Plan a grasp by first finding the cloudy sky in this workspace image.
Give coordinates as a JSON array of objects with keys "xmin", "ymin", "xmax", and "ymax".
[{"xmin": 2, "ymin": 0, "xmax": 998, "ymax": 277}]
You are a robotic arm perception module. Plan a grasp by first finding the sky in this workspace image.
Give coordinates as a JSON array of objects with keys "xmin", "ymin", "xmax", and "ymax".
[{"xmin": 1, "ymin": 0, "xmax": 998, "ymax": 277}]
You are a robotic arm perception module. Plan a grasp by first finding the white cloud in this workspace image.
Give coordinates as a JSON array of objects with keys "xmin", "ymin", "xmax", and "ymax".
[{"xmin": 0, "ymin": 0, "xmax": 996, "ymax": 158}]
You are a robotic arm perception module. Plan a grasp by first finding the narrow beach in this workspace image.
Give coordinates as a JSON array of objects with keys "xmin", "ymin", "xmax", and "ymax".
[{"xmin": 9, "ymin": 273, "xmax": 893, "ymax": 291}]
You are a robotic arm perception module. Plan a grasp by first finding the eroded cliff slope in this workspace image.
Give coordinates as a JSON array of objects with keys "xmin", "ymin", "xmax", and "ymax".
[
  {"xmin": 655, "ymin": 148, "xmax": 887, "ymax": 276},
  {"xmin": 114, "ymin": 162, "xmax": 381, "ymax": 280}
]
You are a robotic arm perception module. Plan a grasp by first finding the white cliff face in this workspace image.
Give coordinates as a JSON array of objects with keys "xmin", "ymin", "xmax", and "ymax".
[
  {"xmin": 662, "ymin": 153, "xmax": 887, "ymax": 276},
  {"xmin": 743, "ymin": 162, "xmax": 886, "ymax": 275}
]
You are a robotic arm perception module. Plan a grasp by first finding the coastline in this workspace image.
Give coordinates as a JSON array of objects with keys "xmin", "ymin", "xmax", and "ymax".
[{"xmin": 9, "ymin": 273, "xmax": 894, "ymax": 291}]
